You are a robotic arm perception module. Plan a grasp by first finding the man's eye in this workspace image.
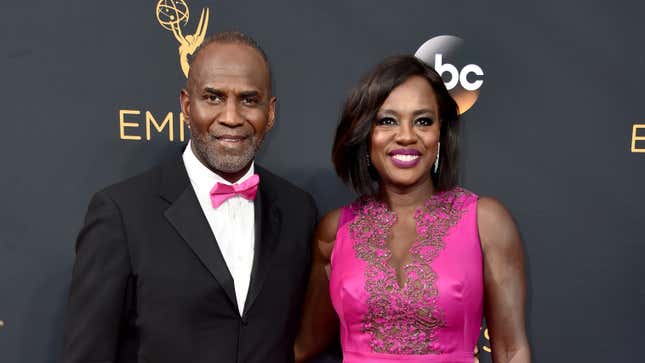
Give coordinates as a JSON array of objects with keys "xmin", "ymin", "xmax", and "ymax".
[
  {"xmin": 242, "ymin": 97, "xmax": 259, "ymax": 105},
  {"xmin": 415, "ymin": 117, "xmax": 434, "ymax": 126},
  {"xmin": 376, "ymin": 117, "xmax": 397, "ymax": 126},
  {"xmin": 206, "ymin": 94, "xmax": 222, "ymax": 103}
]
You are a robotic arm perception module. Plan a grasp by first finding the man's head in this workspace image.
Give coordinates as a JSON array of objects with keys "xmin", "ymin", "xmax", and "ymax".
[{"xmin": 180, "ymin": 31, "xmax": 276, "ymax": 182}]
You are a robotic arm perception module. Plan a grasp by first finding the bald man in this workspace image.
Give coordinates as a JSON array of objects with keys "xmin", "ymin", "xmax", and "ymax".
[{"xmin": 62, "ymin": 32, "xmax": 318, "ymax": 363}]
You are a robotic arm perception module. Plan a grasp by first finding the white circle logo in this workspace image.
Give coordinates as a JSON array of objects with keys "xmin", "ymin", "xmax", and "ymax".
[{"xmin": 415, "ymin": 35, "xmax": 484, "ymax": 114}]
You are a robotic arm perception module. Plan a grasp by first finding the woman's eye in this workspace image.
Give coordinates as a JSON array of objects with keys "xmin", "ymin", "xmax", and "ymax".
[
  {"xmin": 415, "ymin": 117, "xmax": 434, "ymax": 126},
  {"xmin": 376, "ymin": 117, "xmax": 397, "ymax": 126}
]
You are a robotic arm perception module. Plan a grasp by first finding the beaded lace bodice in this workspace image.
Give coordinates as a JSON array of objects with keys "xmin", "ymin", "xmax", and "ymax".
[{"xmin": 329, "ymin": 188, "xmax": 483, "ymax": 363}]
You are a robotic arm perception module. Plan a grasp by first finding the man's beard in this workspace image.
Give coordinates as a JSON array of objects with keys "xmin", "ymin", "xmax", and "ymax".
[{"xmin": 191, "ymin": 131, "xmax": 263, "ymax": 174}]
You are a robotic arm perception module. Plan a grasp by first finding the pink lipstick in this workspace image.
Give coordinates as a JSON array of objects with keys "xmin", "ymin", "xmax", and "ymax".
[{"xmin": 388, "ymin": 149, "xmax": 421, "ymax": 168}]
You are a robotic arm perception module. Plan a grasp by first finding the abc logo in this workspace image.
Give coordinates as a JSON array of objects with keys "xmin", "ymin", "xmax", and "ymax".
[
  {"xmin": 433, "ymin": 54, "xmax": 483, "ymax": 92},
  {"xmin": 415, "ymin": 35, "xmax": 484, "ymax": 114}
]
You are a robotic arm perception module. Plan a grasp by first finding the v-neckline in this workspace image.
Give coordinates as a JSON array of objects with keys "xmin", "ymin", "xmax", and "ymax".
[{"xmin": 370, "ymin": 194, "xmax": 439, "ymax": 291}]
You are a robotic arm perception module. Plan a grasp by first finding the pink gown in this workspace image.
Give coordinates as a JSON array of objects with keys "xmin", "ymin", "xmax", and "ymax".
[{"xmin": 329, "ymin": 188, "xmax": 483, "ymax": 363}]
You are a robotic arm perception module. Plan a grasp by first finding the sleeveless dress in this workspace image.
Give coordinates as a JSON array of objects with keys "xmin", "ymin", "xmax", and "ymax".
[{"xmin": 329, "ymin": 187, "xmax": 483, "ymax": 363}]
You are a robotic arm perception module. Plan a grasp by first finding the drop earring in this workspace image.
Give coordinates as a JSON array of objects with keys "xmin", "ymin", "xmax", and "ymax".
[{"xmin": 434, "ymin": 142, "xmax": 440, "ymax": 173}]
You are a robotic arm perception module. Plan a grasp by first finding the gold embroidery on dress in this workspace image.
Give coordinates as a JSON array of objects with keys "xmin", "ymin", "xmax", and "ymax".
[{"xmin": 349, "ymin": 188, "xmax": 470, "ymax": 354}]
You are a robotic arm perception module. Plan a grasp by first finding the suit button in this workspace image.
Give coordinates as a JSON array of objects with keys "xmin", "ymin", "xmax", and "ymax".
[{"xmin": 241, "ymin": 318, "xmax": 248, "ymax": 326}]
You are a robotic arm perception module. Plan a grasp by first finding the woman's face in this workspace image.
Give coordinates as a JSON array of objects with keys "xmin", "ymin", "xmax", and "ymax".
[{"xmin": 369, "ymin": 75, "xmax": 441, "ymax": 190}]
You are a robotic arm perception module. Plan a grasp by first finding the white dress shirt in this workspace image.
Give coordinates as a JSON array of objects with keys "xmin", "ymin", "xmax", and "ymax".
[{"xmin": 182, "ymin": 142, "xmax": 255, "ymax": 316}]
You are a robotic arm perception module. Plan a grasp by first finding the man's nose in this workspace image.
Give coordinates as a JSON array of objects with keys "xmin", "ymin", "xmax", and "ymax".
[{"xmin": 219, "ymin": 99, "xmax": 244, "ymax": 127}]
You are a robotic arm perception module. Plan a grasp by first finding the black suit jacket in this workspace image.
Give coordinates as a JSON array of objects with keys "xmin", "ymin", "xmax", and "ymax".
[{"xmin": 62, "ymin": 157, "xmax": 317, "ymax": 363}]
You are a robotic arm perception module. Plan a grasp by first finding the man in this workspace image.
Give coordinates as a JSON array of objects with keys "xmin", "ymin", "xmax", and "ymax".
[{"xmin": 62, "ymin": 32, "xmax": 318, "ymax": 363}]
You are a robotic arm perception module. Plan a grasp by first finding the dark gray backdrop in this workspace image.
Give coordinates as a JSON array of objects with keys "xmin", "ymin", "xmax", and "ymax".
[{"xmin": 1, "ymin": 1, "xmax": 643, "ymax": 362}]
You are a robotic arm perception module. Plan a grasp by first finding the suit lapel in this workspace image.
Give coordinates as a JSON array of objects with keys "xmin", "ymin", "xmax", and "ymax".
[
  {"xmin": 160, "ymin": 158, "xmax": 239, "ymax": 313},
  {"xmin": 243, "ymin": 175, "xmax": 282, "ymax": 316}
]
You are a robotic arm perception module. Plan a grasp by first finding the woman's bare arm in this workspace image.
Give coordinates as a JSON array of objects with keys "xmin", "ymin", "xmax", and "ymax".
[
  {"xmin": 294, "ymin": 209, "xmax": 341, "ymax": 363},
  {"xmin": 478, "ymin": 197, "xmax": 531, "ymax": 363}
]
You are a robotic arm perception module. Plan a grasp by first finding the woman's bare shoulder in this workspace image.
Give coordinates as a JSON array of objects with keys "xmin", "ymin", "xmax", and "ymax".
[{"xmin": 313, "ymin": 208, "xmax": 343, "ymax": 261}]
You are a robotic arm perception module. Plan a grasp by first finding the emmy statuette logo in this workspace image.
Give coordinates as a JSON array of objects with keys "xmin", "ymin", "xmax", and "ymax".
[
  {"xmin": 156, "ymin": 0, "xmax": 210, "ymax": 78},
  {"xmin": 117, "ymin": 0, "xmax": 212, "ymax": 142}
]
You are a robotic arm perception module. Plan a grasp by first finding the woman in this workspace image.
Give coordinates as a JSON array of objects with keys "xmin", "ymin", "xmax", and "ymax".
[{"xmin": 295, "ymin": 55, "xmax": 530, "ymax": 363}]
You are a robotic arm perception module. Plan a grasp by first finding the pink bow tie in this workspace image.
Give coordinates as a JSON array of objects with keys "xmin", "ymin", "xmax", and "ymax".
[{"xmin": 209, "ymin": 174, "xmax": 260, "ymax": 208}]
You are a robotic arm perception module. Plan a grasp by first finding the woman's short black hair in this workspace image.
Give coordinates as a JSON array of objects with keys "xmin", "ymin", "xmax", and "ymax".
[{"xmin": 332, "ymin": 55, "xmax": 460, "ymax": 196}]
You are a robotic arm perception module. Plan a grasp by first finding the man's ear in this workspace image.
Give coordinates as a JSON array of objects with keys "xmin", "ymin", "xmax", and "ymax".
[
  {"xmin": 180, "ymin": 89, "xmax": 191, "ymax": 126},
  {"xmin": 266, "ymin": 96, "xmax": 277, "ymax": 131}
]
